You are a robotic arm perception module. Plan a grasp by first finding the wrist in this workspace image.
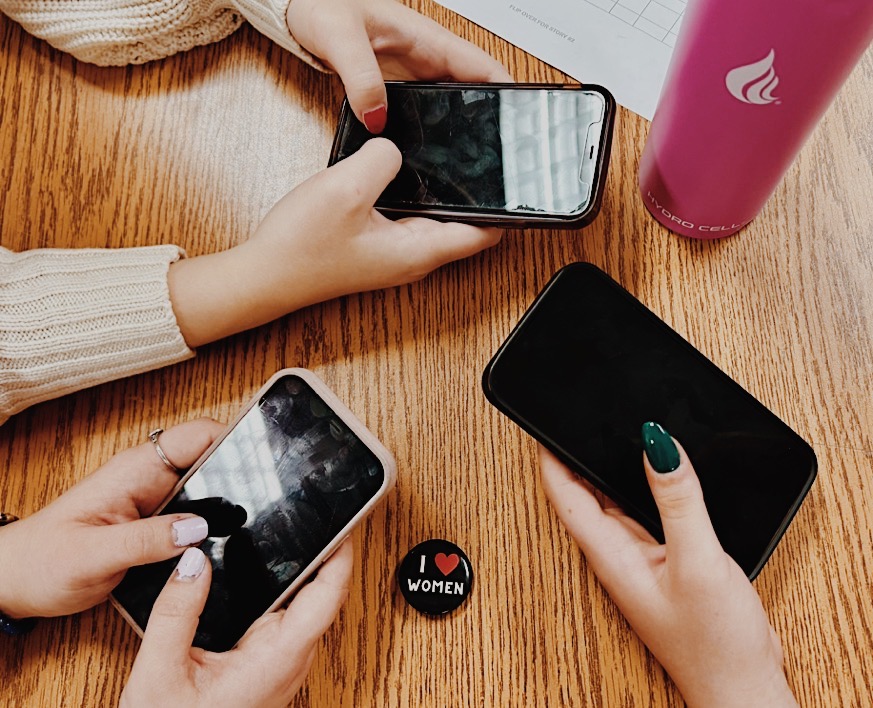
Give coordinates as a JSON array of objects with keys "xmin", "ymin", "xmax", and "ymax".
[
  {"xmin": 167, "ymin": 247, "xmax": 280, "ymax": 347},
  {"xmin": 680, "ymin": 670, "xmax": 797, "ymax": 708},
  {"xmin": 235, "ymin": 236, "xmax": 344, "ymax": 314},
  {"xmin": 0, "ymin": 516, "xmax": 37, "ymax": 631}
]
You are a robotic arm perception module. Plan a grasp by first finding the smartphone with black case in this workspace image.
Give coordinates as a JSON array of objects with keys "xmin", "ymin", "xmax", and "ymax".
[
  {"xmin": 328, "ymin": 82, "xmax": 615, "ymax": 228},
  {"xmin": 482, "ymin": 263, "xmax": 816, "ymax": 579},
  {"xmin": 111, "ymin": 369, "xmax": 396, "ymax": 652}
]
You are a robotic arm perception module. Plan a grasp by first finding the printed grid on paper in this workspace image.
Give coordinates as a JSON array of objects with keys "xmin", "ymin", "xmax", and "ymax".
[{"xmin": 583, "ymin": 0, "xmax": 686, "ymax": 46}]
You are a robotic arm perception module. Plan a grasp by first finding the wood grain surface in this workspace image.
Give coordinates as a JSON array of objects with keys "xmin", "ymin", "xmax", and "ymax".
[{"xmin": 1, "ymin": 1, "xmax": 872, "ymax": 705}]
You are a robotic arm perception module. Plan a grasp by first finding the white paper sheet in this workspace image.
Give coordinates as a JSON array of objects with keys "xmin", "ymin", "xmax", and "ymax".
[{"xmin": 436, "ymin": 0, "xmax": 686, "ymax": 119}]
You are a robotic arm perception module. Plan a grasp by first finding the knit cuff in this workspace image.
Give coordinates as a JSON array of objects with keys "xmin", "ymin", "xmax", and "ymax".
[
  {"xmin": 0, "ymin": 245, "xmax": 195, "ymax": 424},
  {"xmin": 2, "ymin": 0, "xmax": 245, "ymax": 66},
  {"xmin": 3, "ymin": 0, "xmax": 328, "ymax": 69},
  {"xmin": 230, "ymin": 0, "xmax": 327, "ymax": 71}
]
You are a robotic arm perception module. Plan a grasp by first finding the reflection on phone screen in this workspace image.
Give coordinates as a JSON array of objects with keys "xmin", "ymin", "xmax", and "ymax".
[
  {"xmin": 334, "ymin": 86, "xmax": 606, "ymax": 217},
  {"xmin": 113, "ymin": 375, "xmax": 384, "ymax": 652}
]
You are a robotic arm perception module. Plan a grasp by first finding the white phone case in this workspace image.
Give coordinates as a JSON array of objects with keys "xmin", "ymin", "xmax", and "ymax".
[{"xmin": 110, "ymin": 367, "xmax": 396, "ymax": 642}]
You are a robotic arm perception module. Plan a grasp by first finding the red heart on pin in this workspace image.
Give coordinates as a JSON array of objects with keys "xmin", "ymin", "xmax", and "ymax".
[{"xmin": 434, "ymin": 552, "xmax": 460, "ymax": 576}]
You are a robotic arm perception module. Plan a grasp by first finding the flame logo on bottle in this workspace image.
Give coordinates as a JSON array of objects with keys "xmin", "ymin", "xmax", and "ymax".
[{"xmin": 725, "ymin": 49, "xmax": 780, "ymax": 105}]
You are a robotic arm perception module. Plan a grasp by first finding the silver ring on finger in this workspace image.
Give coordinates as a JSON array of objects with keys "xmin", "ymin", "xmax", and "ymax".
[{"xmin": 147, "ymin": 428, "xmax": 180, "ymax": 473}]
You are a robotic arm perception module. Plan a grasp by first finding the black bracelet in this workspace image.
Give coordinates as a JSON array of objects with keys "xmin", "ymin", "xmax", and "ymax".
[{"xmin": 0, "ymin": 512, "xmax": 37, "ymax": 636}]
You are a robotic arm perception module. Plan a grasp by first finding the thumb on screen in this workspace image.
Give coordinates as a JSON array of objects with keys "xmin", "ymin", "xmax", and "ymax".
[
  {"xmin": 641, "ymin": 422, "xmax": 723, "ymax": 569},
  {"xmin": 137, "ymin": 547, "xmax": 212, "ymax": 666},
  {"xmin": 326, "ymin": 137, "xmax": 402, "ymax": 207}
]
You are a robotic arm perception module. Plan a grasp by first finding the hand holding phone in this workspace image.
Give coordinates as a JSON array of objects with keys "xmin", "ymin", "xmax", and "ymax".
[
  {"xmin": 168, "ymin": 138, "xmax": 501, "ymax": 348},
  {"xmin": 0, "ymin": 419, "xmax": 224, "ymax": 621},
  {"xmin": 539, "ymin": 440, "xmax": 798, "ymax": 707},
  {"xmin": 286, "ymin": 0, "xmax": 513, "ymax": 132},
  {"xmin": 483, "ymin": 263, "xmax": 816, "ymax": 578},
  {"xmin": 329, "ymin": 82, "xmax": 615, "ymax": 228},
  {"xmin": 111, "ymin": 369, "xmax": 396, "ymax": 652},
  {"xmin": 120, "ymin": 539, "xmax": 353, "ymax": 708}
]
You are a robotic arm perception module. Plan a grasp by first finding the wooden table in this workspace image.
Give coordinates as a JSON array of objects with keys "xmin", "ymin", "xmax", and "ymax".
[{"xmin": 2, "ymin": 2, "xmax": 872, "ymax": 705}]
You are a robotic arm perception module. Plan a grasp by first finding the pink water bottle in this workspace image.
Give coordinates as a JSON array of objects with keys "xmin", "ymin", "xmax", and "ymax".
[{"xmin": 639, "ymin": 0, "xmax": 873, "ymax": 239}]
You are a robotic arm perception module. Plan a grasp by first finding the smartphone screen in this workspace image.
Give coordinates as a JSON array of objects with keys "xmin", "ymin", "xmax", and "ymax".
[
  {"xmin": 483, "ymin": 263, "xmax": 817, "ymax": 579},
  {"xmin": 113, "ymin": 374, "xmax": 386, "ymax": 652},
  {"xmin": 329, "ymin": 82, "xmax": 613, "ymax": 226}
]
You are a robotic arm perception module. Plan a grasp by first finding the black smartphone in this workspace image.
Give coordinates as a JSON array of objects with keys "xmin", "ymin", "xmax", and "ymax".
[
  {"xmin": 328, "ymin": 82, "xmax": 615, "ymax": 228},
  {"xmin": 482, "ymin": 263, "xmax": 817, "ymax": 579},
  {"xmin": 111, "ymin": 369, "xmax": 396, "ymax": 652}
]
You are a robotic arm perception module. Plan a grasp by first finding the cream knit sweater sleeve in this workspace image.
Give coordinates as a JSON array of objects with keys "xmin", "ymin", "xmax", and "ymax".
[
  {"xmin": 0, "ymin": 245, "xmax": 194, "ymax": 425},
  {"xmin": 0, "ymin": 0, "xmax": 326, "ymax": 69}
]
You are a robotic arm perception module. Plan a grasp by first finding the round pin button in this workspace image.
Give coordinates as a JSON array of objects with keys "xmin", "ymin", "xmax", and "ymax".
[{"xmin": 397, "ymin": 539, "xmax": 473, "ymax": 615}]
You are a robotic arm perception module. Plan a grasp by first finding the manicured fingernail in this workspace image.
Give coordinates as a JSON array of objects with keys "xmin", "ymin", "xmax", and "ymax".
[
  {"xmin": 641, "ymin": 421, "xmax": 681, "ymax": 473},
  {"xmin": 172, "ymin": 516, "xmax": 208, "ymax": 547},
  {"xmin": 363, "ymin": 104, "xmax": 387, "ymax": 133},
  {"xmin": 175, "ymin": 547, "xmax": 207, "ymax": 581}
]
